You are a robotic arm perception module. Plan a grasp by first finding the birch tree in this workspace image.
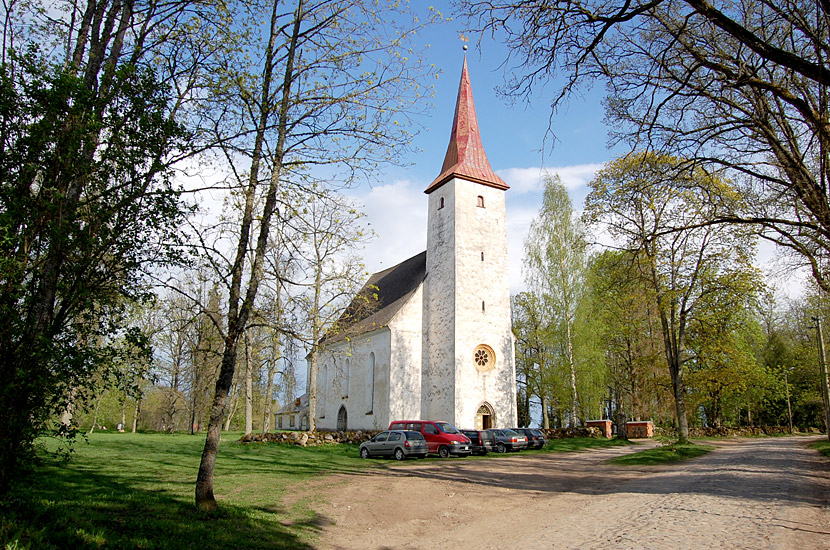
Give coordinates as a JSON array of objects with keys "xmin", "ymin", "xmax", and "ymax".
[{"xmin": 523, "ymin": 173, "xmax": 589, "ymax": 427}]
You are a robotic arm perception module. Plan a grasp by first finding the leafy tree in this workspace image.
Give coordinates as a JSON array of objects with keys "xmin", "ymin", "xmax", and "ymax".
[
  {"xmin": 522, "ymin": 173, "xmax": 589, "ymax": 426},
  {"xmin": 193, "ymin": 0, "xmax": 439, "ymax": 511},
  {"xmin": 584, "ymin": 152, "xmax": 759, "ymax": 441},
  {"xmin": 0, "ymin": 50, "xmax": 188, "ymax": 493},
  {"xmin": 460, "ymin": 0, "xmax": 830, "ymax": 290},
  {"xmin": 586, "ymin": 251, "xmax": 669, "ymax": 435}
]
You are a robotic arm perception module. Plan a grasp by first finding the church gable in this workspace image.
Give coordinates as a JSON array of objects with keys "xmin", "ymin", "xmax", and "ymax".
[{"xmin": 322, "ymin": 251, "xmax": 426, "ymax": 345}]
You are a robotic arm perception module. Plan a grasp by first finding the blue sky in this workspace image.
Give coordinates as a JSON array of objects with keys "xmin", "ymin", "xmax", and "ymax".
[{"xmin": 347, "ymin": 14, "xmax": 624, "ymax": 292}]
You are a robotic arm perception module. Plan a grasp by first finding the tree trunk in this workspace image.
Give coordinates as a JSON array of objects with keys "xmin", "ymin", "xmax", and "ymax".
[
  {"xmin": 244, "ymin": 332, "xmax": 253, "ymax": 435},
  {"xmin": 541, "ymin": 393, "xmax": 550, "ymax": 429},
  {"xmin": 88, "ymin": 393, "xmax": 104, "ymax": 435},
  {"xmin": 262, "ymin": 334, "xmax": 279, "ymax": 433},
  {"xmin": 120, "ymin": 394, "xmax": 127, "ymax": 431},
  {"xmin": 566, "ymin": 321, "xmax": 578, "ymax": 427},
  {"xmin": 224, "ymin": 384, "xmax": 238, "ymax": 432},
  {"xmin": 132, "ymin": 398, "xmax": 141, "ymax": 433}
]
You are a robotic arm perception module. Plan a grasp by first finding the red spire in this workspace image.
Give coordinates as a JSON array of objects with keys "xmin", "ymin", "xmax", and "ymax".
[{"xmin": 425, "ymin": 56, "xmax": 509, "ymax": 194}]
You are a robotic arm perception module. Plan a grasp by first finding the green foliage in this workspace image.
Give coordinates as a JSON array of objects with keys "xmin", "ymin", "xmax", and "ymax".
[
  {"xmin": 0, "ymin": 47, "xmax": 189, "ymax": 494},
  {"xmin": 517, "ymin": 173, "xmax": 598, "ymax": 427}
]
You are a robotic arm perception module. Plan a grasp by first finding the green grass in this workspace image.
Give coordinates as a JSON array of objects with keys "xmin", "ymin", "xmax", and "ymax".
[
  {"xmin": 1, "ymin": 432, "xmax": 371, "ymax": 550},
  {"xmin": 540, "ymin": 436, "xmax": 631, "ymax": 453},
  {"xmin": 608, "ymin": 442, "xmax": 715, "ymax": 466},
  {"xmin": 809, "ymin": 439, "xmax": 830, "ymax": 457}
]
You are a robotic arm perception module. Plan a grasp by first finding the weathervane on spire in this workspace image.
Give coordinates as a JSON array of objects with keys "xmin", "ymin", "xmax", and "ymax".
[{"xmin": 459, "ymin": 32, "xmax": 469, "ymax": 52}]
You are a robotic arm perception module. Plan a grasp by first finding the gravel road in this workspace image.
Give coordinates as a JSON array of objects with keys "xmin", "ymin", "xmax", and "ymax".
[{"xmin": 312, "ymin": 436, "xmax": 830, "ymax": 550}]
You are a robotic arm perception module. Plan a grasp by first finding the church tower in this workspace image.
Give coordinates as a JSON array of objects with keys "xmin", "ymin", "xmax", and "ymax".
[{"xmin": 421, "ymin": 56, "xmax": 518, "ymax": 429}]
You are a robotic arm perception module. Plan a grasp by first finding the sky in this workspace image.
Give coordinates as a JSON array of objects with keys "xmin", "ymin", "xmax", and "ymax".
[
  {"xmin": 343, "ymin": 8, "xmax": 806, "ymax": 298},
  {"xmin": 345, "ymin": 12, "xmax": 624, "ymax": 293}
]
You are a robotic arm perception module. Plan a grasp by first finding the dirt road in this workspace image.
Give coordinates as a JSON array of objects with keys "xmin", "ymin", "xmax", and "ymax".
[{"xmin": 312, "ymin": 437, "xmax": 830, "ymax": 549}]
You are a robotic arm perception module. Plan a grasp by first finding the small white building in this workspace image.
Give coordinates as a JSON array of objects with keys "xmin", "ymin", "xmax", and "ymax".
[{"xmin": 287, "ymin": 56, "xmax": 518, "ymax": 432}]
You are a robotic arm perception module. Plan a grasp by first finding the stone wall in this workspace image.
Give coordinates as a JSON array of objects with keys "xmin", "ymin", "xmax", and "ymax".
[{"xmin": 240, "ymin": 426, "xmax": 604, "ymax": 447}]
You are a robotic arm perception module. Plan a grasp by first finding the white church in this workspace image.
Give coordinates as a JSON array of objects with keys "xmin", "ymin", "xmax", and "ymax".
[{"xmin": 278, "ymin": 56, "xmax": 517, "ymax": 432}]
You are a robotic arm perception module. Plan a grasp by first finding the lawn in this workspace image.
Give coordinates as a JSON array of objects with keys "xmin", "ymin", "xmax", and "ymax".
[
  {"xmin": 608, "ymin": 442, "xmax": 715, "ymax": 466},
  {"xmin": 1, "ymin": 432, "xmax": 370, "ymax": 550}
]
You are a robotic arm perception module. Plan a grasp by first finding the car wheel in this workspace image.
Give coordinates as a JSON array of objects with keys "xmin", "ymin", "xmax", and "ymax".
[
  {"xmin": 394, "ymin": 448, "xmax": 405, "ymax": 461},
  {"xmin": 438, "ymin": 446, "xmax": 450, "ymax": 458},
  {"xmin": 360, "ymin": 447, "xmax": 370, "ymax": 459},
  {"xmin": 496, "ymin": 443, "xmax": 506, "ymax": 453}
]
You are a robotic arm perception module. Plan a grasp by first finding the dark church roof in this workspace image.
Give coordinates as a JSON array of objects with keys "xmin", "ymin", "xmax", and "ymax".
[{"xmin": 320, "ymin": 251, "xmax": 426, "ymax": 345}]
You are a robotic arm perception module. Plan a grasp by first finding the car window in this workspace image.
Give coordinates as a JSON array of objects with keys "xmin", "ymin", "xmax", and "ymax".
[
  {"xmin": 390, "ymin": 423, "xmax": 404, "ymax": 430},
  {"xmin": 407, "ymin": 422, "xmax": 421, "ymax": 431},
  {"xmin": 388, "ymin": 432, "xmax": 402, "ymax": 441},
  {"xmin": 504, "ymin": 429, "xmax": 520, "ymax": 436},
  {"xmin": 374, "ymin": 432, "xmax": 388, "ymax": 442},
  {"xmin": 405, "ymin": 431, "xmax": 425, "ymax": 441},
  {"xmin": 424, "ymin": 424, "xmax": 439, "ymax": 435},
  {"xmin": 436, "ymin": 422, "xmax": 461, "ymax": 434}
]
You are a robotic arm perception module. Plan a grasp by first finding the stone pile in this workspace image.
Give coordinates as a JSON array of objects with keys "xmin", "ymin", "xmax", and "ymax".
[
  {"xmin": 241, "ymin": 426, "xmax": 603, "ymax": 447},
  {"xmin": 688, "ymin": 426, "xmax": 802, "ymax": 437},
  {"xmin": 539, "ymin": 427, "xmax": 601, "ymax": 439},
  {"xmin": 239, "ymin": 430, "xmax": 379, "ymax": 447}
]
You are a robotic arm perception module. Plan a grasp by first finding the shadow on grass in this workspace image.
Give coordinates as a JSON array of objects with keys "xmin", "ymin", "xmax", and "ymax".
[
  {"xmin": 1, "ymin": 461, "xmax": 323, "ymax": 550},
  {"xmin": 1, "ymin": 433, "xmax": 374, "ymax": 550}
]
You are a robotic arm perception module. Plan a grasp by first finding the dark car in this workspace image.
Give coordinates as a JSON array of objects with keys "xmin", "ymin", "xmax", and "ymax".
[
  {"xmin": 359, "ymin": 430, "xmax": 428, "ymax": 460},
  {"xmin": 461, "ymin": 429, "xmax": 495, "ymax": 455},
  {"xmin": 389, "ymin": 420, "xmax": 472, "ymax": 458},
  {"xmin": 512, "ymin": 428, "xmax": 547, "ymax": 450},
  {"xmin": 485, "ymin": 428, "xmax": 528, "ymax": 453}
]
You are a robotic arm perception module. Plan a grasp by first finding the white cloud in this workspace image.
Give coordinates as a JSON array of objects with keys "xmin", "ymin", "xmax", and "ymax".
[
  {"xmin": 498, "ymin": 163, "xmax": 604, "ymax": 194},
  {"xmin": 348, "ymin": 179, "xmax": 428, "ymax": 275}
]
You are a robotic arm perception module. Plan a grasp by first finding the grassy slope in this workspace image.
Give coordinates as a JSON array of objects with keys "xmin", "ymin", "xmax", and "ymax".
[
  {"xmin": 1, "ymin": 432, "xmax": 368, "ymax": 550},
  {"xmin": 609, "ymin": 442, "xmax": 715, "ymax": 466}
]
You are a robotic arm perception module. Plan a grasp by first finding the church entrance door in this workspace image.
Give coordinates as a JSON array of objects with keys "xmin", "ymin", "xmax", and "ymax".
[
  {"xmin": 476, "ymin": 403, "xmax": 494, "ymax": 430},
  {"xmin": 337, "ymin": 406, "xmax": 348, "ymax": 431}
]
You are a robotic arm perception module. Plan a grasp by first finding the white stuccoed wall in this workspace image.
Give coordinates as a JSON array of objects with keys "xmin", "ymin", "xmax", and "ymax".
[{"xmin": 423, "ymin": 177, "xmax": 518, "ymax": 429}]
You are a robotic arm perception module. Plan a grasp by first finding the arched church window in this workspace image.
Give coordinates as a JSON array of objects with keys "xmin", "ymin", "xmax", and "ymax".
[
  {"xmin": 343, "ymin": 358, "xmax": 350, "ymax": 398},
  {"xmin": 320, "ymin": 364, "xmax": 328, "ymax": 415},
  {"xmin": 473, "ymin": 344, "xmax": 495, "ymax": 372},
  {"xmin": 477, "ymin": 195, "xmax": 485, "ymax": 208},
  {"xmin": 481, "ymin": 251, "xmax": 484, "ymax": 262},
  {"xmin": 367, "ymin": 352, "xmax": 375, "ymax": 413},
  {"xmin": 439, "ymin": 197, "xmax": 445, "ymax": 209}
]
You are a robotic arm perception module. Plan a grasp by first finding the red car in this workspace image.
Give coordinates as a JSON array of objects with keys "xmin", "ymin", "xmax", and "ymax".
[{"xmin": 389, "ymin": 420, "xmax": 472, "ymax": 458}]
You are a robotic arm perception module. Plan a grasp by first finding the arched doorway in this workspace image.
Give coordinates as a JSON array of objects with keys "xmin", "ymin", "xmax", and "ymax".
[
  {"xmin": 476, "ymin": 402, "xmax": 495, "ymax": 430},
  {"xmin": 337, "ymin": 405, "xmax": 348, "ymax": 431}
]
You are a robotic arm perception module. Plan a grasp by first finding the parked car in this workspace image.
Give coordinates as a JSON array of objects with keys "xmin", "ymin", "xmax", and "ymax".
[
  {"xmin": 359, "ymin": 430, "xmax": 428, "ymax": 460},
  {"xmin": 512, "ymin": 428, "xmax": 547, "ymax": 450},
  {"xmin": 389, "ymin": 420, "xmax": 472, "ymax": 457},
  {"xmin": 485, "ymin": 428, "xmax": 528, "ymax": 453},
  {"xmin": 461, "ymin": 429, "xmax": 495, "ymax": 455}
]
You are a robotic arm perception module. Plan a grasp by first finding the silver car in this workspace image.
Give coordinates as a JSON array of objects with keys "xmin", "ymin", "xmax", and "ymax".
[{"xmin": 359, "ymin": 430, "xmax": 428, "ymax": 460}]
